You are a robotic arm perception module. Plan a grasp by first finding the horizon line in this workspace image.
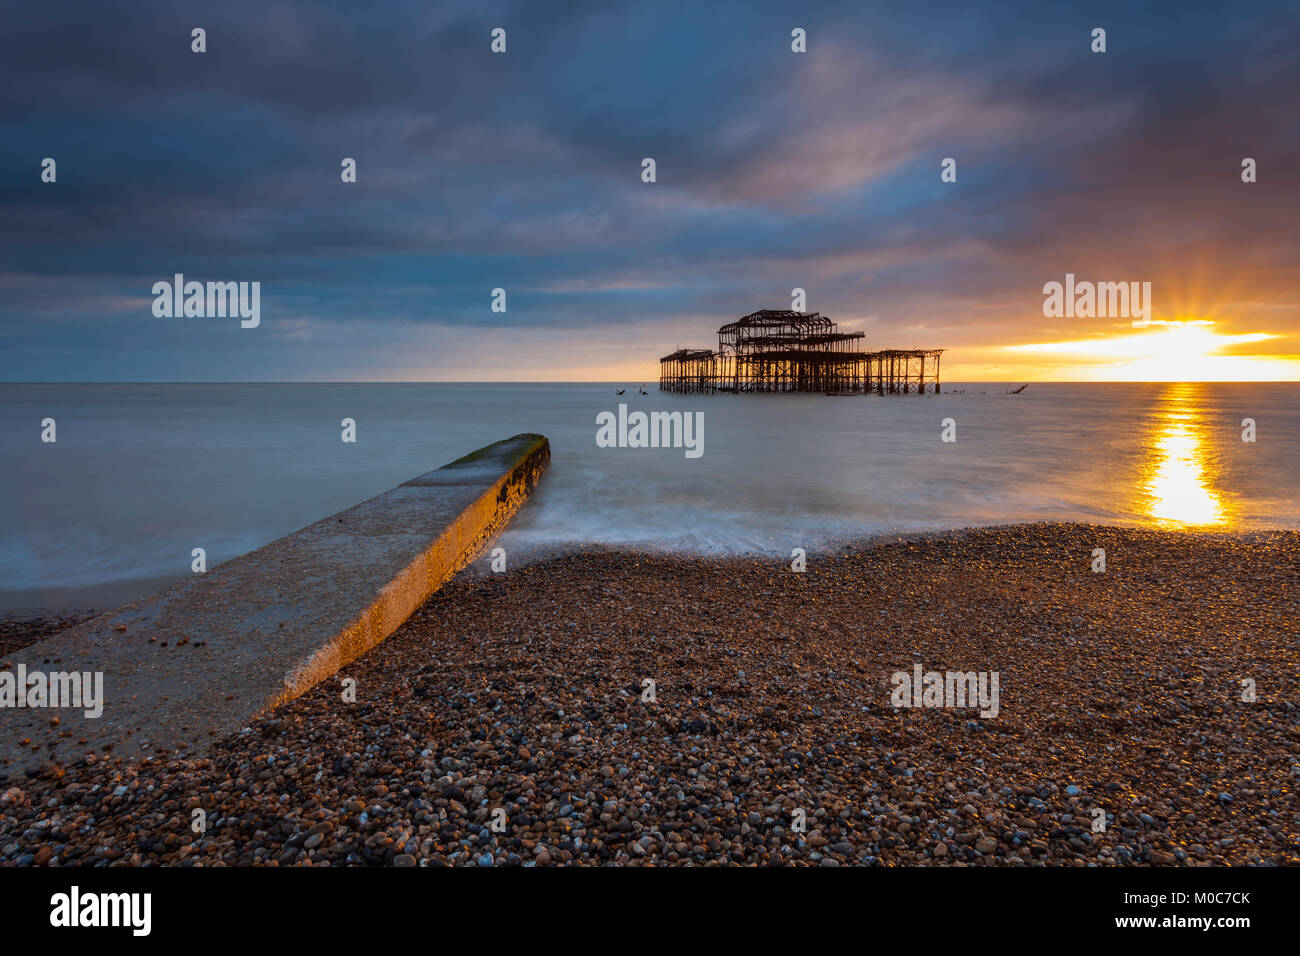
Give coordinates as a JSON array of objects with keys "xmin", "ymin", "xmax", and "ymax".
[{"xmin": 2, "ymin": 379, "xmax": 1298, "ymax": 386}]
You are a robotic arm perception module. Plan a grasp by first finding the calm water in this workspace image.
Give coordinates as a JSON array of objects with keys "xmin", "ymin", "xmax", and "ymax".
[{"xmin": 1, "ymin": 382, "xmax": 1296, "ymax": 613}]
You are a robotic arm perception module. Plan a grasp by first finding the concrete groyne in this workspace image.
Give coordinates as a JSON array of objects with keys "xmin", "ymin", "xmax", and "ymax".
[{"xmin": 0, "ymin": 434, "xmax": 549, "ymax": 774}]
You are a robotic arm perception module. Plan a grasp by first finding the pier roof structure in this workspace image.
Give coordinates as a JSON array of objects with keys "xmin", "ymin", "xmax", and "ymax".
[{"xmin": 660, "ymin": 309, "xmax": 942, "ymax": 394}]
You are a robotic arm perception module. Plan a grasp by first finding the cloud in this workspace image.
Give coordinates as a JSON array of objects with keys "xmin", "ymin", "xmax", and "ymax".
[{"xmin": 1, "ymin": 0, "xmax": 1298, "ymax": 380}]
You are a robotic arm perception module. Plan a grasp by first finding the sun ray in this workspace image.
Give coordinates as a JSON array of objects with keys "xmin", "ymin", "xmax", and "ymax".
[{"xmin": 1003, "ymin": 321, "xmax": 1297, "ymax": 381}]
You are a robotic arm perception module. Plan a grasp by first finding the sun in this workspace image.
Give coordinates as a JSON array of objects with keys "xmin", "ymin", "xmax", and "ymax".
[{"xmin": 1004, "ymin": 321, "xmax": 1296, "ymax": 381}]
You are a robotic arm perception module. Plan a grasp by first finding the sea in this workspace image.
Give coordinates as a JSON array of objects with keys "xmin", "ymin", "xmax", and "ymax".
[{"xmin": 1, "ymin": 382, "xmax": 1296, "ymax": 614}]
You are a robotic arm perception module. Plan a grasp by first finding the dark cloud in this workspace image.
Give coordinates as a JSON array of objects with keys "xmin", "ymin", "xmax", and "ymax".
[{"xmin": 1, "ymin": 0, "xmax": 1297, "ymax": 379}]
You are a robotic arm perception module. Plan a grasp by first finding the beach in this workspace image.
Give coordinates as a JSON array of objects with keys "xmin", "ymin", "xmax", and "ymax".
[
  {"xmin": 0, "ymin": 613, "xmax": 91, "ymax": 661},
  {"xmin": 2, "ymin": 523, "xmax": 1296, "ymax": 867}
]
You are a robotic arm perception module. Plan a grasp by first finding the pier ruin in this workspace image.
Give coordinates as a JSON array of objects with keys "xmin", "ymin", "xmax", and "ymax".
[{"xmin": 660, "ymin": 309, "xmax": 943, "ymax": 394}]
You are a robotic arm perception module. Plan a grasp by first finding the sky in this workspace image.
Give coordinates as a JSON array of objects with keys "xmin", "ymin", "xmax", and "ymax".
[{"xmin": 1, "ymin": 0, "xmax": 1298, "ymax": 382}]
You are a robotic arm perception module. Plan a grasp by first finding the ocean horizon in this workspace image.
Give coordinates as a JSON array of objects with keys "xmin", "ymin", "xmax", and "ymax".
[{"xmin": 2, "ymin": 380, "xmax": 1296, "ymax": 615}]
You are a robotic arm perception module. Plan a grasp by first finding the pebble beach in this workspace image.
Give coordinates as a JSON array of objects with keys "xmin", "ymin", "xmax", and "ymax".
[{"xmin": 1, "ymin": 523, "xmax": 1297, "ymax": 867}]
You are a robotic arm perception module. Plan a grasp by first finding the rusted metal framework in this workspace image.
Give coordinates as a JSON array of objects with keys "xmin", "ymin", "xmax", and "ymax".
[
  {"xmin": 659, "ymin": 309, "xmax": 943, "ymax": 394},
  {"xmin": 658, "ymin": 348, "xmax": 719, "ymax": 393},
  {"xmin": 717, "ymin": 310, "xmax": 866, "ymax": 393},
  {"xmin": 863, "ymin": 349, "xmax": 945, "ymax": 395}
]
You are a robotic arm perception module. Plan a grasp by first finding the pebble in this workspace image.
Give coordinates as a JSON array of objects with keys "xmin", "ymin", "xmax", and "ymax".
[{"xmin": 1, "ymin": 525, "xmax": 1294, "ymax": 867}]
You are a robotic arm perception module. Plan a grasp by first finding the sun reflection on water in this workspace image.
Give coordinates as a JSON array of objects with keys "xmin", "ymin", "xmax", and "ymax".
[{"xmin": 1140, "ymin": 384, "xmax": 1226, "ymax": 526}]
